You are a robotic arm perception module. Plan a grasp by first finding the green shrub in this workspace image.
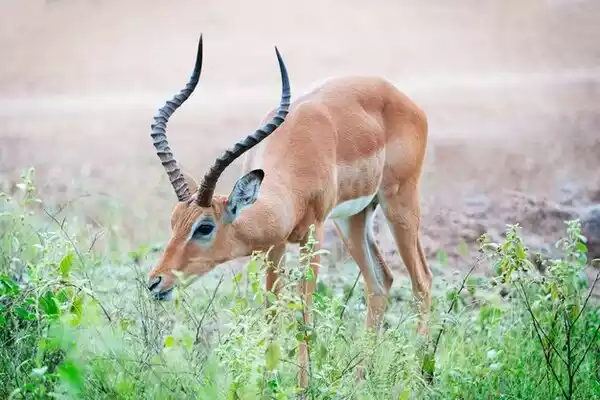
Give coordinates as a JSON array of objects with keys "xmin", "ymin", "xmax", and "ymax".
[{"xmin": 0, "ymin": 169, "xmax": 598, "ymax": 399}]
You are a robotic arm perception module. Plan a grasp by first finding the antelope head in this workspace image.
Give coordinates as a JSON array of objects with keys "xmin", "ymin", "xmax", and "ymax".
[{"xmin": 146, "ymin": 35, "xmax": 291, "ymax": 300}]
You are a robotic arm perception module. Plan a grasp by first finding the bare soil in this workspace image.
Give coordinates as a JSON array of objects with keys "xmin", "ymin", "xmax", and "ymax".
[{"xmin": 1, "ymin": 0, "xmax": 599, "ymax": 286}]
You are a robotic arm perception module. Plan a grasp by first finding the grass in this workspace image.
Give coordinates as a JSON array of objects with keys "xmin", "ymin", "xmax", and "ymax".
[{"xmin": 1, "ymin": 168, "xmax": 599, "ymax": 399}]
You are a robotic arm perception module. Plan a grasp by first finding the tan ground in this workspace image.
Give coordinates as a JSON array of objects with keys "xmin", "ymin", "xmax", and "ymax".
[{"xmin": 1, "ymin": 0, "xmax": 599, "ymax": 285}]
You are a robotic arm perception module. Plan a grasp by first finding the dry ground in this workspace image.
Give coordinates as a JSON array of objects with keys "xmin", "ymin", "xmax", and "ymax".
[{"xmin": 1, "ymin": 0, "xmax": 599, "ymax": 285}]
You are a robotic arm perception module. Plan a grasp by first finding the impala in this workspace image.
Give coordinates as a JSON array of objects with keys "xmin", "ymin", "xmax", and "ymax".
[{"xmin": 146, "ymin": 35, "xmax": 432, "ymax": 387}]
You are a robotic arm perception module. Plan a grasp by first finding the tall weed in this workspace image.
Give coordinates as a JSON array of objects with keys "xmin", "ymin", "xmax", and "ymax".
[{"xmin": 1, "ymin": 169, "xmax": 598, "ymax": 399}]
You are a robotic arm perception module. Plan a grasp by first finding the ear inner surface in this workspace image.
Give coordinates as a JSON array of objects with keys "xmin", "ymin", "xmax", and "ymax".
[{"xmin": 224, "ymin": 170, "xmax": 264, "ymax": 224}]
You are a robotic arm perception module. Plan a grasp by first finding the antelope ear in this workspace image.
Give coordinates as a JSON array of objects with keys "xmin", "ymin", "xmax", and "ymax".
[
  {"xmin": 223, "ymin": 169, "xmax": 265, "ymax": 224},
  {"xmin": 180, "ymin": 170, "xmax": 199, "ymax": 193}
]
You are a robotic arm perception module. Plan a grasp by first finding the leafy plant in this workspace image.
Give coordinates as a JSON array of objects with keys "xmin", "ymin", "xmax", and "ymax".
[
  {"xmin": 481, "ymin": 221, "xmax": 600, "ymax": 400},
  {"xmin": 1, "ymin": 169, "xmax": 599, "ymax": 399}
]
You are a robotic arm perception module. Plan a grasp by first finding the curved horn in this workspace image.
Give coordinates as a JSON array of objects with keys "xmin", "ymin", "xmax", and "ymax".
[
  {"xmin": 150, "ymin": 35, "xmax": 203, "ymax": 202},
  {"xmin": 195, "ymin": 47, "xmax": 291, "ymax": 207}
]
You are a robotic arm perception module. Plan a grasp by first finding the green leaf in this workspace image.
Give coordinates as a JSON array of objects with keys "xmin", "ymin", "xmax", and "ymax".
[
  {"xmin": 255, "ymin": 291, "xmax": 264, "ymax": 305},
  {"xmin": 479, "ymin": 305, "xmax": 503, "ymax": 326},
  {"xmin": 57, "ymin": 360, "xmax": 84, "ymax": 394},
  {"xmin": 437, "ymin": 249, "xmax": 448, "ymax": 266},
  {"xmin": 69, "ymin": 295, "xmax": 84, "ymax": 326},
  {"xmin": 265, "ymin": 342, "xmax": 281, "ymax": 371},
  {"xmin": 232, "ymin": 273, "xmax": 243, "ymax": 284},
  {"xmin": 318, "ymin": 343, "xmax": 328, "ymax": 361},
  {"xmin": 182, "ymin": 335, "xmax": 194, "ymax": 352},
  {"xmin": 466, "ymin": 277, "xmax": 477, "ymax": 296},
  {"xmin": 287, "ymin": 302, "xmax": 304, "ymax": 311},
  {"xmin": 493, "ymin": 260, "xmax": 507, "ymax": 276},
  {"xmin": 119, "ymin": 318, "xmax": 132, "ymax": 332},
  {"xmin": 550, "ymin": 285, "xmax": 559, "ymax": 301},
  {"xmin": 515, "ymin": 244, "xmax": 526, "ymax": 260},
  {"xmin": 14, "ymin": 305, "xmax": 35, "ymax": 320},
  {"xmin": 421, "ymin": 351, "xmax": 436, "ymax": 378},
  {"xmin": 446, "ymin": 289, "xmax": 458, "ymax": 304},
  {"xmin": 569, "ymin": 304, "xmax": 580, "ymax": 320},
  {"xmin": 0, "ymin": 275, "xmax": 20, "ymax": 296},
  {"xmin": 39, "ymin": 291, "xmax": 60, "ymax": 318},
  {"xmin": 576, "ymin": 242, "xmax": 588, "ymax": 254},
  {"xmin": 59, "ymin": 252, "xmax": 74, "ymax": 278},
  {"xmin": 481, "ymin": 242, "xmax": 499, "ymax": 253},
  {"xmin": 457, "ymin": 241, "xmax": 469, "ymax": 257},
  {"xmin": 266, "ymin": 292, "xmax": 277, "ymax": 304},
  {"xmin": 247, "ymin": 259, "xmax": 258, "ymax": 275},
  {"xmin": 306, "ymin": 267, "xmax": 315, "ymax": 281},
  {"xmin": 164, "ymin": 335, "xmax": 175, "ymax": 348},
  {"xmin": 399, "ymin": 389, "xmax": 410, "ymax": 400},
  {"xmin": 55, "ymin": 288, "xmax": 70, "ymax": 304}
]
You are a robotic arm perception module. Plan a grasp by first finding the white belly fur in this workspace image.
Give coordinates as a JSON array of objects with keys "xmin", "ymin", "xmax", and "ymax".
[{"xmin": 327, "ymin": 193, "xmax": 377, "ymax": 220}]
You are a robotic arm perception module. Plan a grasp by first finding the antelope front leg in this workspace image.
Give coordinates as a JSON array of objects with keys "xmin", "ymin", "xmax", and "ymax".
[
  {"xmin": 266, "ymin": 243, "xmax": 287, "ymax": 295},
  {"xmin": 297, "ymin": 225, "xmax": 323, "ymax": 392}
]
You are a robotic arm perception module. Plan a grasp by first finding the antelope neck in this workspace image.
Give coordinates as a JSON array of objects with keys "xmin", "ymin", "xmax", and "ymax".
[{"xmin": 233, "ymin": 179, "xmax": 298, "ymax": 251}]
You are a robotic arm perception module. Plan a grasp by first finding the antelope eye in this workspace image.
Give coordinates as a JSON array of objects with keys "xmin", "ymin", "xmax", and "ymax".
[{"xmin": 192, "ymin": 223, "xmax": 214, "ymax": 238}]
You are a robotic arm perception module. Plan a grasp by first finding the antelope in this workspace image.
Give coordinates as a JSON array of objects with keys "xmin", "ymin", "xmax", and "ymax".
[{"xmin": 146, "ymin": 35, "xmax": 432, "ymax": 388}]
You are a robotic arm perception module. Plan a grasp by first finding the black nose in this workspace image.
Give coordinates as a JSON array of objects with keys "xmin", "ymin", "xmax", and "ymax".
[{"xmin": 147, "ymin": 276, "xmax": 162, "ymax": 291}]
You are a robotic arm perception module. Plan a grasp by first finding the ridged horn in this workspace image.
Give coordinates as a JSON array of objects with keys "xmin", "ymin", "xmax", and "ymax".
[
  {"xmin": 150, "ymin": 35, "xmax": 203, "ymax": 202},
  {"xmin": 195, "ymin": 46, "xmax": 291, "ymax": 207}
]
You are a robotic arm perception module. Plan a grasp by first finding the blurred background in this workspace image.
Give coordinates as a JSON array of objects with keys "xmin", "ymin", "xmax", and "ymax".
[{"xmin": 1, "ymin": 0, "xmax": 599, "ymax": 276}]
